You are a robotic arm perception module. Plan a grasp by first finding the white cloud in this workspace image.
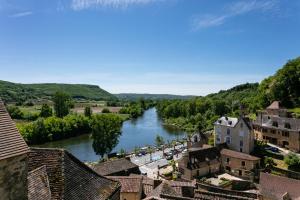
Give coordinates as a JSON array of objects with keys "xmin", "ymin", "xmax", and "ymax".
[
  {"xmin": 192, "ymin": 0, "xmax": 279, "ymax": 30},
  {"xmin": 71, "ymin": 0, "xmax": 162, "ymax": 10},
  {"xmin": 9, "ymin": 11, "xmax": 33, "ymax": 18}
]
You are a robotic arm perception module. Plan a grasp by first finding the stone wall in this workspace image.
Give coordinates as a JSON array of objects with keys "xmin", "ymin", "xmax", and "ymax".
[{"xmin": 0, "ymin": 154, "xmax": 28, "ymax": 200}]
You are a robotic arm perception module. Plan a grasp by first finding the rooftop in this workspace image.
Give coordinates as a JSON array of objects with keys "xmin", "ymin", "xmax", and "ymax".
[
  {"xmin": 214, "ymin": 116, "xmax": 238, "ymax": 127},
  {"xmin": 0, "ymin": 99, "xmax": 29, "ymax": 160},
  {"xmin": 259, "ymin": 172, "xmax": 300, "ymax": 200},
  {"xmin": 28, "ymin": 148, "xmax": 120, "ymax": 200},
  {"xmin": 220, "ymin": 149, "xmax": 260, "ymax": 161},
  {"xmin": 27, "ymin": 166, "xmax": 51, "ymax": 200},
  {"xmin": 107, "ymin": 176, "xmax": 143, "ymax": 193},
  {"xmin": 91, "ymin": 158, "xmax": 139, "ymax": 176}
]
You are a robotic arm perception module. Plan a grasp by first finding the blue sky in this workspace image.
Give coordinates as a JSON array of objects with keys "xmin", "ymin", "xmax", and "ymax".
[{"xmin": 0, "ymin": 0, "xmax": 300, "ymax": 95}]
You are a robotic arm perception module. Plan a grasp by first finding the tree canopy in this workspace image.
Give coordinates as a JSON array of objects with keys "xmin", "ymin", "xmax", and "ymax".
[{"xmin": 91, "ymin": 114, "xmax": 123, "ymax": 158}]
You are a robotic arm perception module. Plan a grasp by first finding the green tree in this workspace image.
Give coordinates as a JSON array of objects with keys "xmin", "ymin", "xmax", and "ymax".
[
  {"xmin": 40, "ymin": 104, "xmax": 53, "ymax": 118},
  {"xmin": 53, "ymin": 91, "xmax": 72, "ymax": 118},
  {"xmin": 84, "ymin": 106, "xmax": 92, "ymax": 117},
  {"xmin": 284, "ymin": 153, "xmax": 300, "ymax": 171},
  {"xmin": 119, "ymin": 148, "xmax": 126, "ymax": 157},
  {"xmin": 155, "ymin": 134, "xmax": 165, "ymax": 147},
  {"xmin": 91, "ymin": 114, "xmax": 123, "ymax": 158},
  {"xmin": 264, "ymin": 157, "xmax": 277, "ymax": 172},
  {"xmin": 7, "ymin": 106, "xmax": 24, "ymax": 119}
]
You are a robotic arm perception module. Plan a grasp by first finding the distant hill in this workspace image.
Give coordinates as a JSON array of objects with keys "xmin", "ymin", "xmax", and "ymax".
[
  {"xmin": 0, "ymin": 80, "xmax": 117, "ymax": 103},
  {"xmin": 115, "ymin": 93, "xmax": 197, "ymax": 100}
]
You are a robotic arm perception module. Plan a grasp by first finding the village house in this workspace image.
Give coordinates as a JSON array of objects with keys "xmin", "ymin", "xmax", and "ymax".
[
  {"xmin": 0, "ymin": 99, "xmax": 121, "ymax": 200},
  {"xmin": 214, "ymin": 116, "xmax": 254, "ymax": 154},
  {"xmin": 178, "ymin": 145, "xmax": 221, "ymax": 180},
  {"xmin": 107, "ymin": 176, "xmax": 143, "ymax": 200},
  {"xmin": 0, "ymin": 100, "xmax": 29, "ymax": 200},
  {"xmin": 253, "ymin": 101, "xmax": 300, "ymax": 152},
  {"xmin": 220, "ymin": 149, "xmax": 260, "ymax": 180}
]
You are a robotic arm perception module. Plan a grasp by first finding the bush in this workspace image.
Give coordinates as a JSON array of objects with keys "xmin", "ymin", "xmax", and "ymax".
[
  {"xmin": 7, "ymin": 106, "xmax": 24, "ymax": 119},
  {"xmin": 18, "ymin": 114, "xmax": 91, "ymax": 144},
  {"xmin": 102, "ymin": 108, "xmax": 110, "ymax": 113},
  {"xmin": 40, "ymin": 104, "xmax": 53, "ymax": 118},
  {"xmin": 284, "ymin": 153, "xmax": 300, "ymax": 171}
]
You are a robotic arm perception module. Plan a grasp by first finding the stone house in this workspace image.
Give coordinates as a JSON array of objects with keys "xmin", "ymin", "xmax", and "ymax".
[
  {"xmin": 107, "ymin": 176, "xmax": 143, "ymax": 200},
  {"xmin": 214, "ymin": 116, "xmax": 254, "ymax": 154},
  {"xmin": 0, "ymin": 100, "xmax": 29, "ymax": 200},
  {"xmin": 220, "ymin": 149, "xmax": 260, "ymax": 180},
  {"xmin": 178, "ymin": 145, "xmax": 221, "ymax": 180},
  {"xmin": 253, "ymin": 101, "xmax": 300, "ymax": 152}
]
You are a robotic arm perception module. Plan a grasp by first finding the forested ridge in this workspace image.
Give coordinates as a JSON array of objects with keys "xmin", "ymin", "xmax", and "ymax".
[{"xmin": 156, "ymin": 57, "xmax": 300, "ymax": 133}]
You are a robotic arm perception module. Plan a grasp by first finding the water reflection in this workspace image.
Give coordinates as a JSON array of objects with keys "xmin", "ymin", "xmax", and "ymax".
[{"xmin": 37, "ymin": 108, "xmax": 185, "ymax": 162}]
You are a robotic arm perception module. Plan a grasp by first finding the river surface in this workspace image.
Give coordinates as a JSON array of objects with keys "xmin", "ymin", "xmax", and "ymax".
[{"xmin": 38, "ymin": 108, "xmax": 186, "ymax": 162}]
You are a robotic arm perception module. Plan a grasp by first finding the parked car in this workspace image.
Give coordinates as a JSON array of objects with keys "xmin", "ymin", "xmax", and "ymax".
[
  {"xmin": 265, "ymin": 146, "xmax": 279, "ymax": 153},
  {"xmin": 166, "ymin": 154, "xmax": 173, "ymax": 160}
]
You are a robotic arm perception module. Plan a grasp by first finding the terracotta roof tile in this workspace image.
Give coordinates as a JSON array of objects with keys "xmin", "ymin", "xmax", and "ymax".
[
  {"xmin": 107, "ymin": 176, "xmax": 143, "ymax": 193},
  {"xmin": 0, "ymin": 99, "xmax": 28, "ymax": 160},
  {"xmin": 28, "ymin": 148, "xmax": 120, "ymax": 200},
  {"xmin": 259, "ymin": 172, "xmax": 300, "ymax": 200},
  {"xmin": 221, "ymin": 149, "xmax": 260, "ymax": 161},
  {"xmin": 28, "ymin": 165, "xmax": 52, "ymax": 200},
  {"xmin": 91, "ymin": 158, "xmax": 139, "ymax": 176}
]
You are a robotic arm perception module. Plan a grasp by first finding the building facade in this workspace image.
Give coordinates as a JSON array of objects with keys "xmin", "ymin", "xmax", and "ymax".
[
  {"xmin": 214, "ymin": 116, "xmax": 254, "ymax": 154},
  {"xmin": 178, "ymin": 146, "xmax": 221, "ymax": 180},
  {"xmin": 253, "ymin": 101, "xmax": 300, "ymax": 152},
  {"xmin": 220, "ymin": 149, "xmax": 260, "ymax": 180},
  {"xmin": 0, "ymin": 100, "xmax": 29, "ymax": 200}
]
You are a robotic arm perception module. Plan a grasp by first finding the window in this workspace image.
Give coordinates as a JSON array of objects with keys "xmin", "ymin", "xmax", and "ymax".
[
  {"xmin": 240, "ymin": 122, "xmax": 243, "ymax": 128},
  {"xmin": 227, "ymin": 128, "xmax": 231, "ymax": 135},
  {"xmin": 272, "ymin": 121, "xmax": 278, "ymax": 127},
  {"xmin": 240, "ymin": 140, "xmax": 243, "ymax": 147},
  {"xmin": 282, "ymin": 131, "xmax": 289, "ymax": 137},
  {"xmin": 226, "ymin": 158, "xmax": 230, "ymax": 163},
  {"xmin": 241, "ymin": 161, "xmax": 245, "ymax": 166},
  {"xmin": 216, "ymin": 135, "xmax": 221, "ymax": 143},
  {"xmin": 240, "ymin": 148, "xmax": 243, "ymax": 152},
  {"xmin": 239, "ymin": 131, "xmax": 244, "ymax": 137},
  {"xmin": 284, "ymin": 123, "xmax": 291, "ymax": 129},
  {"xmin": 271, "ymin": 129, "xmax": 276, "ymax": 134},
  {"xmin": 239, "ymin": 170, "xmax": 242, "ymax": 176},
  {"xmin": 225, "ymin": 136, "xmax": 231, "ymax": 145}
]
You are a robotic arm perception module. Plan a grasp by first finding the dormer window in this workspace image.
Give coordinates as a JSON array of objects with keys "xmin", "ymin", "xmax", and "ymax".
[
  {"xmin": 272, "ymin": 121, "xmax": 278, "ymax": 127},
  {"xmin": 228, "ymin": 121, "xmax": 232, "ymax": 125},
  {"xmin": 284, "ymin": 123, "xmax": 291, "ymax": 129}
]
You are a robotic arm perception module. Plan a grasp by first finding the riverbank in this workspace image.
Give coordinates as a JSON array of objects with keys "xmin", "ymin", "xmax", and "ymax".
[{"xmin": 36, "ymin": 108, "xmax": 186, "ymax": 162}]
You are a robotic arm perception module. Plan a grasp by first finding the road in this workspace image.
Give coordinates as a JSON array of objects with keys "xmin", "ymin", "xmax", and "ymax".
[{"xmin": 130, "ymin": 144, "xmax": 186, "ymax": 179}]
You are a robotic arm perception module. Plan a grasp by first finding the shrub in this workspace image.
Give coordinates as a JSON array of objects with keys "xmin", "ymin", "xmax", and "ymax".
[
  {"xmin": 7, "ymin": 106, "xmax": 24, "ymax": 119},
  {"xmin": 102, "ymin": 108, "xmax": 110, "ymax": 113}
]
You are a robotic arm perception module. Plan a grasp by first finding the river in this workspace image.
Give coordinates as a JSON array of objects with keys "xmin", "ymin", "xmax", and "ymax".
[{"xmin": 38, "ymin": 108, "xmax": 186, "ymax": 162}]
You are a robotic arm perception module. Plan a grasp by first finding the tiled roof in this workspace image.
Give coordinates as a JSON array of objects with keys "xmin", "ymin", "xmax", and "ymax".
[
  {"xmin": 28, "ymin": 165, "xmax": 52, "ymax": 200},
  {"xmin": 147, "ymin": 181, "xmax": 180, "ymax": 198},
  {"xmin": 107, "ymin": 176, "xmax": 142, "ymax": 193},
  {"xmin": 91, "ymin": 158, "xmax": 139, "ymax": 176},
  {"xmin": 166, "ymin": 180, "xmax": 196, "ymax": 196},
  {"xmin": 194, "ymin": 190, "xmax": 255, "ymax": 200},
  {"xmin": 220, "ymin": 149, "xmax": 260, "ymax": 161},
  {"xmin": 28, "ymin": 148, "xmax": 120, "ymax": 200},
  {"xmin": 0, "ymin": 99, "xmax": 28, "ymax": 160},
  {"xmin": 258, "ymin": 115, "xmax": 300, "ymax": 131},
  {"xmin": 259, "ymin": 172, "xmax": 300, "ymax": 200},
  {"xmin": 214, "ymin": 117, "xmax": 238, "ymax": 127},
  {"xmin": 267, "ymin": 101, "xmax": 282, "ymax": 110}
]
